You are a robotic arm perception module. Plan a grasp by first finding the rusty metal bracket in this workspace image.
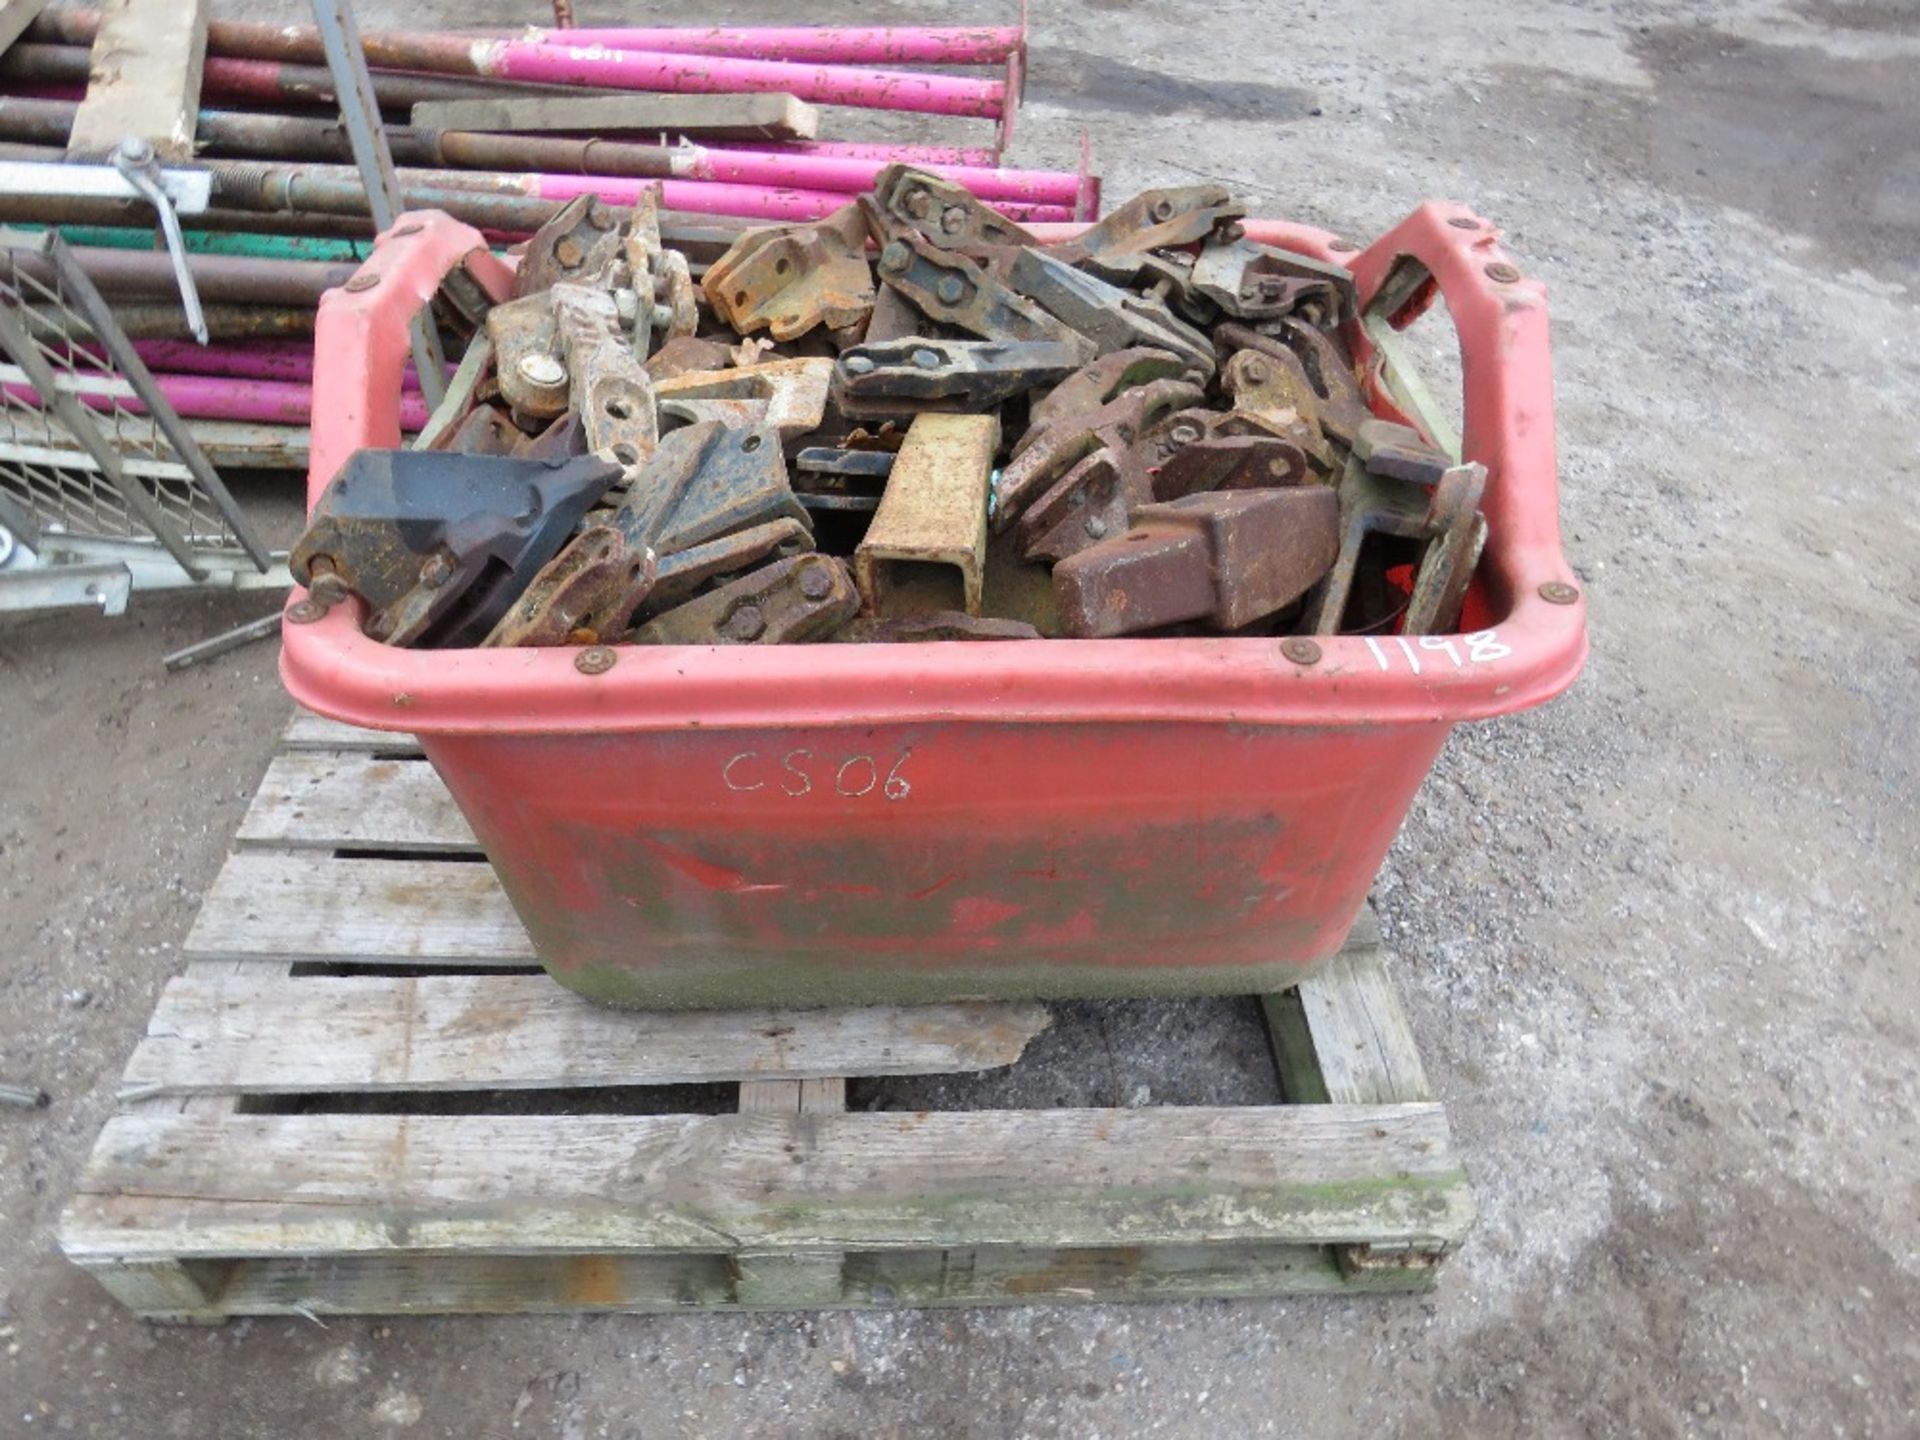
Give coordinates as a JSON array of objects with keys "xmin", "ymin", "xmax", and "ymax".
[
  {"xmin": 612, "ymin": 418, "xmax": 810, "ymax": 561},
  {"xmin": 1053, "ymin": 487, "xmax": 1340, "ymax": 638},
  {"xmin": 481, "ymin": 523, "xmax": 656, "ymax": 647},
  {"xmin": 875, "ymin": 232, "xmax": 1093, "ymax": 360},
  {"xmin": 1354, "ymin": 417, "xmax": 1454, "ymax": 486},
  {"xmin": 1189, "ymin": 236, "xmax": 1356, "ymax": 326},
  {"xmin": 833, "ymin": 337, "xmax": 1083, "ymax": 420},
  {"xmin": 1218, "ymin": 320, "xmax": 1370, "ymax": 449},
  {"xmin": 632, "ymin": 552, "xmax": 857, "ymax": 644},
  {"xmin": 290, "ymin": 449, "xmax": 621, "ymax": 648},
  {"xmin": 1007, "ymin": 247, "xmax": 1216, "ymax": 377},
  {"xmin": 513, "ymin": 192, "xmax": 627, "ymax": 298},
  {"xmin": 1050, "ymin": 185, "xmax": 1245, "ymax": 278},
  {"xmin": 552, "ymin": 281, "xmax": 657, "ymax": 463},
  {"xmin": 653, "ymin": 357, "xmax": 833, "ymax": 440},
  {"xmin": 1221, "ymin": 348, "xmax": 1338, "ymax": 476},
  {"xmin": 487, "ymin": 292, "xmax": 568, "ymax": 422},
  {"xmin": 701, "ymin": 202, "xmax": 875, "ymax": 341},
  {"xmin": 855, "ymin": 411, "xmax": 998, "ymax": 617},
  {"xmin": 995, "ymin": 348, "xmax": 1205, "ymax": 529},
  {"xmin": 867, "ymin": 164, "xmax": 1034, "ymax": 262},
  {"xmin": 1305, "ymin": 457, "xmax": 1487, "ymax": 636},
  {"xmin": 645, "ymin": 515, "xmax": 814, "ymax": 614}
]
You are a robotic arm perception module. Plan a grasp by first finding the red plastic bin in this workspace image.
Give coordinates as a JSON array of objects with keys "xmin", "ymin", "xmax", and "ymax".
[{"xmin": 282, "ymin": 206, "xmax": 1586, "ymax": 1008}]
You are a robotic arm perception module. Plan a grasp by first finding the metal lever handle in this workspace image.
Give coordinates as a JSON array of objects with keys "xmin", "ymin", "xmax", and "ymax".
[{"xmin": 111, "ymin": 137, "xmax": 209, "ymax": 346}]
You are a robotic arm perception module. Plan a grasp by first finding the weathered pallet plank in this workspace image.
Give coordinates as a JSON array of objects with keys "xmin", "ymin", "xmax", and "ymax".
[
  {"xmin": 410, "ymin": 91, "xmax": 820, "ymax": 141},
  {"xmin": 186, "ymin": 854, "xmax": 525, "ymax": 965},
  {"xmin": 1295, "ymin": 947, "xmax": 1431, "ymax": 1105},
  {"xmin": 78, "ymin": 1239, "xmax": 1426, "ymax": 1322},
  {"xmin": 282, "ymin": 712, "xmax": 422, "ymax": 755},
  {"xmin": 735, "ymin": 1076, "xmax": 848, "ymax": 1304},
  {"xmin": 66, "ymin": 0, "xmax": 210, "ymax": 161},
  {"xmin": 121, "ymin": 969, "xmax": 1048, "ymax": 1094},
  {"xmin": 61, "ymin": 1106, "xmax": 1472, "ymax": 1262},
  {"xmin": 236, "ymin": 751, "xmax": 475, "ymax": 853}
]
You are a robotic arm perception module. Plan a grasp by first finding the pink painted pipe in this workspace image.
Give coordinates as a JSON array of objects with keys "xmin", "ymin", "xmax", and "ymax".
[
  {"xmin": 7, "ymin": 373, "xmax": 429, "ymax": 429},
  {"xmin": 527, "ymin": 171, "xmax": 1071, "ymax": 224},
  {"xmin": 510, "ymin": 26, "xmax": 1024, "ymax": 67},
  {"xmin": 475, "ymin": 39, "xmax": 1006, "ymax": 121},
  {"xmin": 669, "ymin": 145, "xmax": 1082, "ymax": 207},
  {"xmin": 705, "ymin": 140, "xmax": 1003, "ymax": 167},
  {"xmin": 128, "ymin": 340, "xmax": 450, "ymax": 389}
]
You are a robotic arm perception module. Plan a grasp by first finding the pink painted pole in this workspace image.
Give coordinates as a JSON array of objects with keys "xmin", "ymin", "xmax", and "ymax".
[
  {"xmin": 704, "ymin": 140, "xmax": 1003, "ymax": 167},
  {"xmin": 510, "ymin": 26, "xmax": 1025, "ymax": 67},
  {"xmin": 476, "ymin": 39, "xmax": 1007, "ymax": 121},
  {"xmin": 527, "ymin": 172, "xmax": 1071, "ymax": 224},
  {"xmin": 129, "ymin": 340, "xmax": 447, "ymax": 389},
  {"xmin": 7, "ymin": 374, "xmax": 429, "ymax": 428},
  {"xmin": 668, "ymin": 145, "xmax": 1083, "ymax": 207}
]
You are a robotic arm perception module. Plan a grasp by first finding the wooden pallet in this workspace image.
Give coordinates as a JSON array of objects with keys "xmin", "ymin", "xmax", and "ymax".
[{"xmin": 58, "ymin": 713, "xmax": 1475, "ymax": 1322}]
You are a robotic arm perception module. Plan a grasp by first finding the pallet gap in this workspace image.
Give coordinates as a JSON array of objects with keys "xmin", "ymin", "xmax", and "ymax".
[
  {"xmin": 329, "ymin": 847, "xmax": 492, "ymax": 864},
  {"xmin": 285, "ymin": 961, "xmax": 546, "ymax": 979},
  {"xmin": 236, "ymin": 1082, "xmax": 743, "ymax": 1118}
]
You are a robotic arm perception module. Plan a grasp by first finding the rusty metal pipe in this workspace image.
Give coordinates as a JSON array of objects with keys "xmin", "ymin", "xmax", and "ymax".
[
  {"xmin": 4, "ymin": 243, "xmax": 356, "ymax": 303},
  {"xmin": 1, "ymin": 38, "xmax": 595, "ymax": 109},
  {"xmin": 0, "ymin": 101, "xmax": 1079, "ymax": 207},
  {"xmin": 19, "ymin": 301, "xmax": 317, "ymax": 341}
]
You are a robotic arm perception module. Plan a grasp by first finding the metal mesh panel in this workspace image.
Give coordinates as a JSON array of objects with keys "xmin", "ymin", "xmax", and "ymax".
[{"xmin": 0, "ymin": 243, "xmax": 243, "ymax": 548}]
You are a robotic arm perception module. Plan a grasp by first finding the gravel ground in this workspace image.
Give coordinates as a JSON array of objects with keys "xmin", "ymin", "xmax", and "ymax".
[{"xmin": 3, "ymin": 0, "xmax": 1917, "ymax": 1435}]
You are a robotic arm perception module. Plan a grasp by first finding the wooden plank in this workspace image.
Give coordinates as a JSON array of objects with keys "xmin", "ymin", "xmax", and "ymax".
[
  {"xmin": 235, "ymin": 751, "xmax": 475, "ymax": 853},
  {"xmin": 59, "ymin": 1106, "xmax": 1474, "ymax": 1262},
  {"xmin": 0, "ymin": 1, "xmax": 50, "ymax": 57},
  {"xmin": 1293, "ymin": 946, "xmax": 1432, "ymax": 1106},
  {"xmin": 734, "ymin": 1076, "xmax": 847, "ymax": 1304},
  {"xmin": 410, "ymin": 92, "xmax": 819, "ymax": 141},
  {"xmin": 186, "ymin": 853, "xmax": 525, "ymax": 965},
  {"xmin": 67, "ymin": 1258, "xmax": 229, "ymax": 1324},
  {"xmin": 282, "ymin": 711, "xmax": 422, "ymax": 755},
  {"xmin": 121, "ymin": 970, "xmax": 1048, "ymax": 1094},
  {"xmin": 65, "ymin": 0, "xmax": 210, "ymax": 161},
  {"xmin": 112, "ymin": 1239, "xmax": 1428, "ymax": 1321}
]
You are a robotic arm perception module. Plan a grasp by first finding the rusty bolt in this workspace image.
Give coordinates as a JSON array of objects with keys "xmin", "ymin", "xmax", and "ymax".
[
  {"xmin": 724, "ymin": 604, "xmax": 767, "ymax": 640},
  {"xmin": 905, "ymin": 188, "xmax": 933, "ymax": 219},
  {"xmin": 1448, "ymin": 216, "xmax": 1480, "ymax": 230},
  {"xmin": 418, "ymin": 553, "xmax": 453, "ymax": 589},
  {"xmin": 1485, "ymin": 262, "xmax": 1522, "ymax": 284},
  {"xmin": 911, "ymin": 347, "xmax": 942, "ymax": 370},
  {"xmin": 1168, "ymin": 420, "xmax": 1202, "ymax": 447},
  {"xmin": 285, "ymin": 597, "xmax": 328, "ymax": 625},
  {"xmin": 1280, "ymin": 637, "xmax": 1322, "ymax": 665},
  {"xmin": 575, "ymin": 645, "xmax": 618, "ymax": 674},
  {"xmin": 586, "ymin": 203, "xmax": 615, "ymax": 231},
  {"xmin": 935, "ymin": 275, "xmax": 967, "ymax": 305},
  {"xmin": 940, "ymin": 205, "xmax": 969, "ymax": 234},
  {"xmin": 1240, "ymin": 359, "xmax": 1270, "ymax": 385},
  {"xmin": 519, "ymin": 353, "xmax": 566, "ymax": 389},
  {"xmin": 1538, "ymin": 581, "xmax": 1581, "ymax": 605},
  {"xmin": 343, "ymin": 273, "xmax": 380, "ymax": 292},
  {"xmin": 879, "ymin": 240, "xmax": 911, "ymax": 273},
  {"xmin": 1085, "ymin": 516, "xmax": 1109, "ymax": 540},
  {"xmin": 798, "ymin": 565, "xmax": 833, "ymax": 602},
  {"xmin": 844, "ymin": 354, "xmax": 876, "ymax": 375},
  {"xmin": 1149, "ymin": 198, "xmax": 1174, "ymax": 222},
  {"xmin": 1327, "ymin": 238, "xmax": 1359, "ymax": 254},
  {"xmin": 553, "ymin": 235, "xmax": 584, "ymax": 269}
]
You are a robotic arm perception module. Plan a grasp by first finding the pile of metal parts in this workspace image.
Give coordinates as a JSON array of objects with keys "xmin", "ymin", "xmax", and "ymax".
[{"xmin": 292, "ymin": 168, "xmax": 1487, "ymax": 648}]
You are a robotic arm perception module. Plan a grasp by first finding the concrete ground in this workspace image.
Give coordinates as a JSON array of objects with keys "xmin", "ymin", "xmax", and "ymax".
[{"xmin": 3, "ymin": 0, "xmax": 1918, "ymax": 1434}]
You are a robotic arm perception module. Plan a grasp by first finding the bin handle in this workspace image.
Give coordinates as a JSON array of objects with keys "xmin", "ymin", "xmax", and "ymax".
[
  {"xmin": 1328, "ymin": 203, "xmax": 1577, "ymax": 620},
  {"xmin": 307, "ymin": 212, "xmax": 514, "ymax": 511}
]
